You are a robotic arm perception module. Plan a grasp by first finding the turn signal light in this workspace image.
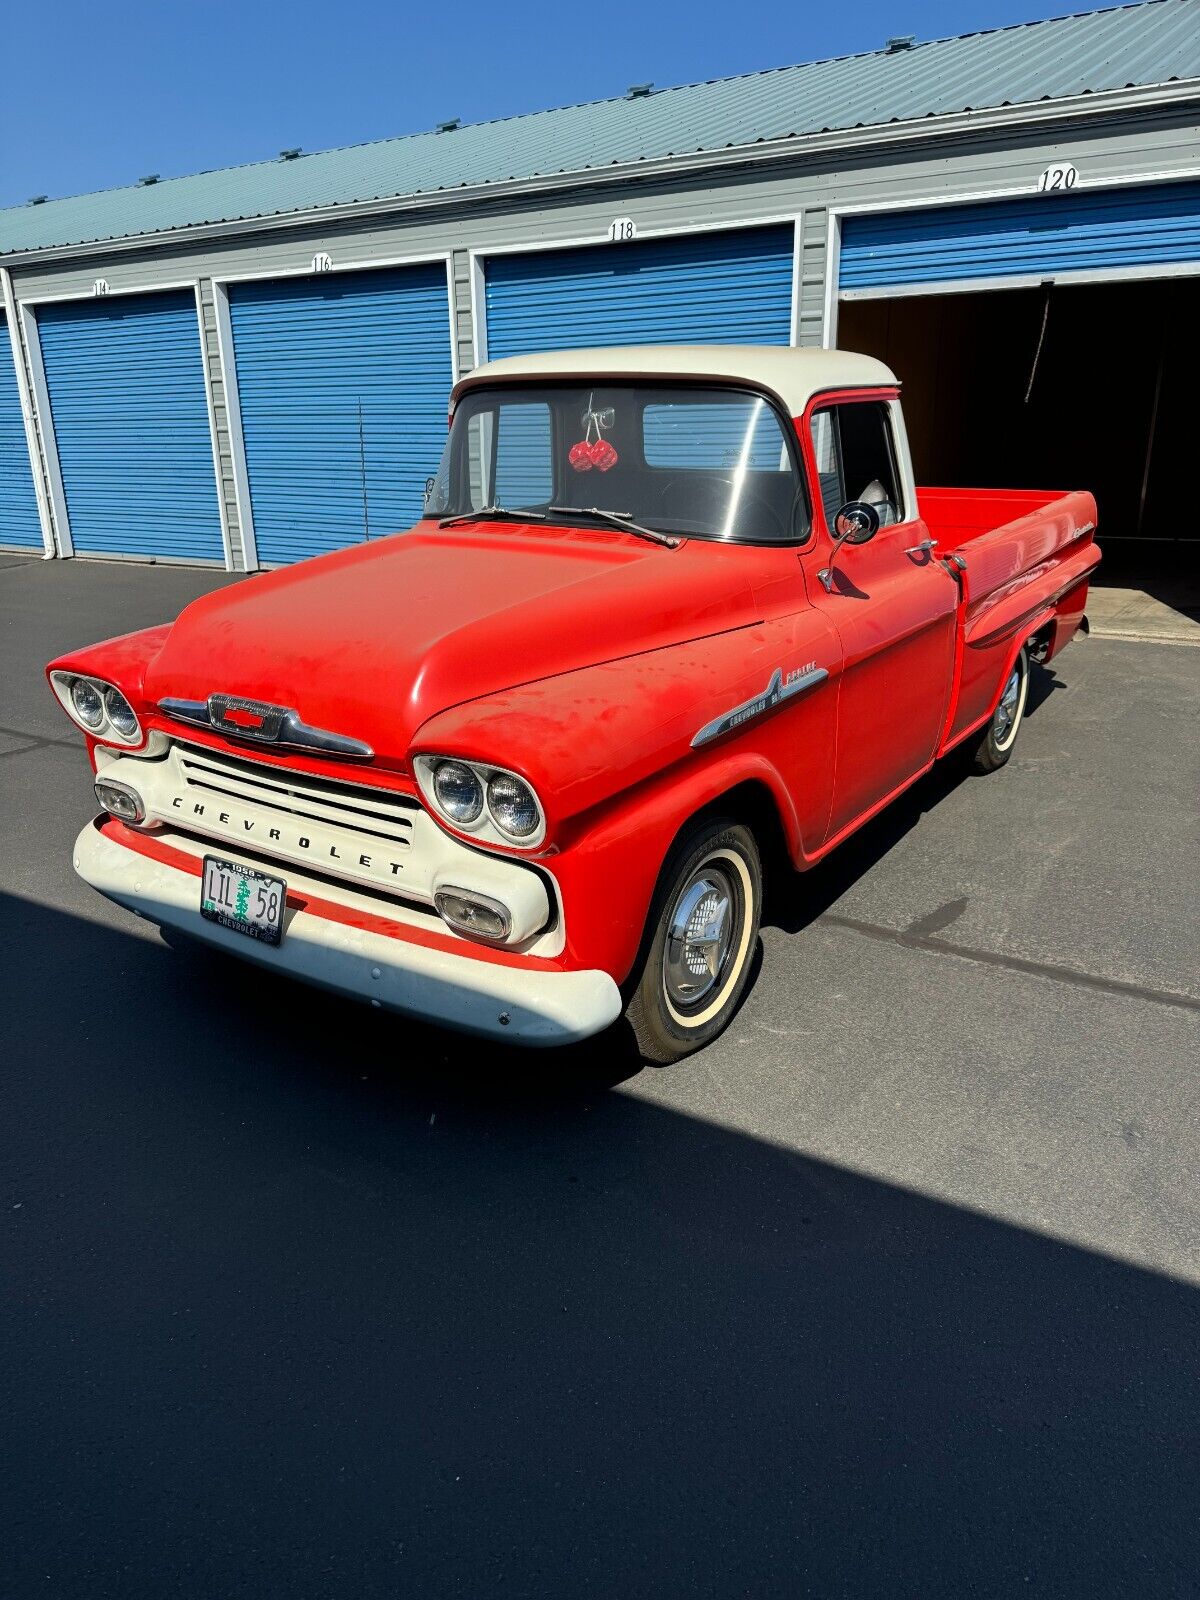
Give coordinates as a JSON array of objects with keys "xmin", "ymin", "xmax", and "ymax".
[
  {"xmin": 434, "ymin": 886, "xmax": 512, "ymax": 944},
  {"xmin": 94, "ymin": 778, "xmax": 147, "ymax": 827}
]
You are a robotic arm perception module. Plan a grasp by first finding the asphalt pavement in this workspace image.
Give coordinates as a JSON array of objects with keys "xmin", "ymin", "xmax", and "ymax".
[{"xmin": 2, "ymin": 552, "xmax": 1198, "ymax": 1598}]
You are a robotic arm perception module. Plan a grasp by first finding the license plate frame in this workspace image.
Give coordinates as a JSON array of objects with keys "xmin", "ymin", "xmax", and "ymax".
[{"xmin": 200, "ymin": 855, "xmax": 286, "ymax": 946}]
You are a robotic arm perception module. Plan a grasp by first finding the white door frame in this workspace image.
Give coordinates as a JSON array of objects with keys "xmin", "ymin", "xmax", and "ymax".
[
  {"xmin": 211, "ymin": 250, "xmax": 458, "ymax": 570},
  {"xmin": 0, "ymin": 267, "xmax": 57, "ymax": 558},
  {"xmin": 468, "ymin": 211, "xmax": 805, "ymax": 369},
  {"xmin": 824, "ymin": 163, "xmax": 1200, "ymax": 345},
  {"xmin": 17, "ymin": 276, "xmax": 232, "ymax": 565}
]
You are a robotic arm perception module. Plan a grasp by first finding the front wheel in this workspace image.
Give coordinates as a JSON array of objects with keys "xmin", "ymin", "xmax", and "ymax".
[
  {"xmin": 625, "ymin": 819, "xmax": 762, "ymax": 1064},
  {"xmin": 971, "ymin": 646, "xmax": 1029, "ymax": 773}
]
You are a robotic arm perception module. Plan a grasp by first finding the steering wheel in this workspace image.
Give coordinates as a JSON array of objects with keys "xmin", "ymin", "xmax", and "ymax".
[{"xmin": 653, "ymin": 475, "xmax": 789, "ymax": 540}]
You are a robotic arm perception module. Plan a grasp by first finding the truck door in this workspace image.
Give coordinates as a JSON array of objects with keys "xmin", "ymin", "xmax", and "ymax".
[{"xmin": 801, "ymin": 393, "xmax": 959, "ymax": 845}]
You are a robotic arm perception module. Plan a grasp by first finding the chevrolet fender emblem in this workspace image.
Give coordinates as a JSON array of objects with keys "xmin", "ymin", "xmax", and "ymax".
[
  {"xmin": 691, "ymin": 666, "xmax": 829, "ymax": 749},
  {"xmin": 157, "ymin": 694, "xmax": 374, "ymax": 760}
]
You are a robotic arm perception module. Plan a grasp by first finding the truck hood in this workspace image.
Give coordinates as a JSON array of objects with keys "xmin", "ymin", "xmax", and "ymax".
[{"xmin": 145, "ymin": 521, "xmax": 764, "ymax": 766}]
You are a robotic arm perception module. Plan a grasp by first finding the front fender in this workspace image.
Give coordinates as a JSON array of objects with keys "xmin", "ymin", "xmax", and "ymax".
[
  {"xmin": 411, "ymin": 619, "xmax": 839, "ymax": 853},
  {"xmin": 543, "ymin": 747, "xmax": 802, "ymax": 984}
]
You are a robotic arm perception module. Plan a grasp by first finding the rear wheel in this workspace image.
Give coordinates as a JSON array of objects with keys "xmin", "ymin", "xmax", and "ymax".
[
  {"xmin": 625, "ymin": 819, "xmax": 762, "ymax": 1064},
  {"xmin": 971, "ymin": 646, "xmax": 1029, "ymax": 773}
]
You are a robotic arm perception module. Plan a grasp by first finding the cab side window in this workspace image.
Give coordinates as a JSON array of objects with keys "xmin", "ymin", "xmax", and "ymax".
[{"xmin": 809, "ymin": 402, "xmax": 903, "ymax": 530}]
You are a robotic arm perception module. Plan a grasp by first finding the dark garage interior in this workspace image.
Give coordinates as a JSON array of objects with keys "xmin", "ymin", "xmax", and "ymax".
[{"xmin": 840, "ymin": 277, "xmax": 1198, "ymax": 585}]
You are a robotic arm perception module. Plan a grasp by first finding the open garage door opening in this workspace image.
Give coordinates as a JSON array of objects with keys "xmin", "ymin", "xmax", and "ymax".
[{"xmin": 839, "ymin": 277, "xmax": 1198, "ymax": 587}]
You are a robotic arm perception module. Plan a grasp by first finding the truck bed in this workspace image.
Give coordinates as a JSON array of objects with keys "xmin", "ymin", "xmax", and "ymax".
[{"xmin": 918, "ymin": 487, "xmax": 1100, "ymax": 750}]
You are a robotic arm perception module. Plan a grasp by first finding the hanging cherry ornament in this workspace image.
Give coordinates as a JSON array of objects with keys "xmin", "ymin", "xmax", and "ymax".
[{"xmin": 569, "ymin": 393, "xmax": 619, "ymax": 473}]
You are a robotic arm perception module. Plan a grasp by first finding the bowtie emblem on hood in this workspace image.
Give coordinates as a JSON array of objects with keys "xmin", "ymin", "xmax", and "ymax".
[
  {"xmin": 157, "ymin": 693, "xmax": 374, "ymax": 760},
  {"xmin": 210, "ymin": 695, "xmax": 283, "ymax": 740}
]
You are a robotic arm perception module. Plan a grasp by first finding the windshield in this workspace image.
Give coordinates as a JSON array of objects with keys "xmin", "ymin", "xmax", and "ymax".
[{"xmin": 425, "ymin": 383, "xmax": 809, "ymax": 544}]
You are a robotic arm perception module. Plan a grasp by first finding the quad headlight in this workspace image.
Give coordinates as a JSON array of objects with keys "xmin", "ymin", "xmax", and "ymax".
[
  {"xmin": 485, "ymin": 772, "xmax": 540, "ymax": 839},
  {"xmin": 70, "ymin": 677, "xmax": 105, "ymax": 729},
  {"xmin": 51, "ymin": 672, "xmax": 143, "ymax": 746},
  {"xmin": 103, "ymin": 685, "xmax": 140, "ymax": 739},
  {"xmin": 433, "ymin": 760, "xmax": 485, "ymax": 825},
  {"xmin": 415, "ymin": 755, "xmax": 545, "ymax": 848}
]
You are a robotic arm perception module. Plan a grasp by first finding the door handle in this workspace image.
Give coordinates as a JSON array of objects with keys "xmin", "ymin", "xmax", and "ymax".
[{"xmin": 905, "ymin": 538, "xmax": 938, "ymax": 556}]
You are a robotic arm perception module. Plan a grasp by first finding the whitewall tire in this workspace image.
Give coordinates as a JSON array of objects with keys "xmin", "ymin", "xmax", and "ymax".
[
  {"xmin": 625, "ymin": 819, "xmax": 762, "ymax": 1064},
  {"xmin": 972, "ymin": 646, "xmax": 1030, "ymax": 773}
]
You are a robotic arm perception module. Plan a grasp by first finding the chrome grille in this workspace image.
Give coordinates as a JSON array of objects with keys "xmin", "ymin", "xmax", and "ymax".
[{"xmin": 177, "ymin": 745, "xmax": 417, "ymax": 851}]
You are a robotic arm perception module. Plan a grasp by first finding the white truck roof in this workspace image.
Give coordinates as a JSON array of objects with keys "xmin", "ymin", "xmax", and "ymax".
[{"xmin": 456, "ymin": 345, "xmax": 898, "ymax": 416}]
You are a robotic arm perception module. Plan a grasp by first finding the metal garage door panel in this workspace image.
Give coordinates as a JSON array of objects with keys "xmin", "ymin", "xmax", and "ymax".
[
  {"xmin": 840, "ymin": 180, "xmax": 1200, "ymax": 291},
  {"xmin": 484, "ymin": 226, "xmax": 795, "ymax": 359},
  {"xmin": 227, "ymin": 265, "xmax": 454, "ymax": 567},
  {"xmin": 36, "ymin": 291, "xmax": 224, "ymax": 561},
  {"xmin": 0, "ymin": 313, "xmax": 43, "ymax": 549}
]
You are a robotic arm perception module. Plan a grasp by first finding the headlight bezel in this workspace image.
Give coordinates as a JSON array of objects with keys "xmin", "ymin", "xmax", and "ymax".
[
  {"xmin": 414, "ymin": 754, "xmax": 546, "ymax": 850},
  {"xmin": 50, "ymin": 671, "xmax": 144, "ymax": 747}
]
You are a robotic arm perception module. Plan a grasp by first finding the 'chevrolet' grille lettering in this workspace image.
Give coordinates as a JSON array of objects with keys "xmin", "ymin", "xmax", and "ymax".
[{"xmin": 170, "ymin": 795, "xmax": 405, "ymax": 878}]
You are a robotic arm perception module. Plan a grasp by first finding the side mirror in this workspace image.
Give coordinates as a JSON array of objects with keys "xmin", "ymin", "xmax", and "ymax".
[
  {"xmin": 818, "ymin": 501, "xmax": 881, "ymax": 594},
  {"xmin": 833, "ymin": 501, "xmax": 880, "ymax": 544}
]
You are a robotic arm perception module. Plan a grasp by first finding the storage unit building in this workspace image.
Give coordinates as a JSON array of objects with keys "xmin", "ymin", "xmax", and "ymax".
[{"xmin": 1, "ymin": 0, "xmax": 1197, "ymax": 577}]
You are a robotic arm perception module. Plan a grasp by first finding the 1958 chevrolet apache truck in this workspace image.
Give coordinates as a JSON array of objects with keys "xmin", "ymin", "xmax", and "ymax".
[{"xmin": 48, "ymin": 347, "xmax": 1098, "ymax": 1062}]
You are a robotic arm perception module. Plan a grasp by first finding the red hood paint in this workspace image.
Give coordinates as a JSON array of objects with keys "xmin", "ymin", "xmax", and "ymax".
[{"xmin": 144, "ymin": 522, "xmax": 765, "ymax": 766}]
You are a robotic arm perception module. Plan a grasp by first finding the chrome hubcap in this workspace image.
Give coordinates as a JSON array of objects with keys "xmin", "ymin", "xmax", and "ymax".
[
  {"xmin": 994, "ymin": 665, "xmax": 1022, "ymax": 744},
  {"xmin": 663, "ymin": 866, "xmax": 738, "ymax": 1011}
]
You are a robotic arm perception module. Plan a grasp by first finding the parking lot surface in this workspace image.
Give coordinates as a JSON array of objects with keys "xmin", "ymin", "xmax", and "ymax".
[{"xmin": 2, "ymin": 553, "xmax": 1198, "ymax": 1598}]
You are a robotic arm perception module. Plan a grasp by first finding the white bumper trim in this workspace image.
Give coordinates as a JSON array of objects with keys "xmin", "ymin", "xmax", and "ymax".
[{"xmin": 74, "ymin": 821, "xmax": 621, "ymax": 1047}]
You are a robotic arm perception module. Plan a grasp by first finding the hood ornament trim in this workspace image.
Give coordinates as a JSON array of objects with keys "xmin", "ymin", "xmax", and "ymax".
[{"xmin": 158, "ymin": 694, "xmax": 374, "ymax": 760}]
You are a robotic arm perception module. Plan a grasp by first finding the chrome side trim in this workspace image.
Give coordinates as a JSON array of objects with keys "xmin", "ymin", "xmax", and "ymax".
[
  {"xmin": 158, "ymin": 696, "xmax": 373, "ymax": 760},
  {"xmin": 691, "ymin": 666, "xmax": 828, "ymax": 749}
]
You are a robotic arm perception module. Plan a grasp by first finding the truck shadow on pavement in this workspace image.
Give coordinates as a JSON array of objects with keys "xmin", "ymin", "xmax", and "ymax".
[{"xmin": 4, "ymin": 879, "xmax": 1197, "ymax": 1598}]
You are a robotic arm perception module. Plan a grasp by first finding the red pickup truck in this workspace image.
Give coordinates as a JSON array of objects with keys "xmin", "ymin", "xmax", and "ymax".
[{"xmin": 48, "ymin": 347, "xmax": 1098, "ymax": 1062}]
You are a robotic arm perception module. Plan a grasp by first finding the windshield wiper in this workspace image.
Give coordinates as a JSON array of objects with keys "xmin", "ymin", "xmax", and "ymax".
[
  {"xmin": 548, "ymin": 506, "xmax": 680, "ymax": 549},
  {"xmin": 438, "ymin": 506, "xmax": 547, "ymax": 528}
]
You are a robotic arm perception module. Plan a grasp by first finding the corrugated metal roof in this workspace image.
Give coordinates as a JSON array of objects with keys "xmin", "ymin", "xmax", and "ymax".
[{"xmin": 3, "ymin": 0, "xmax": 1198, "ymax": 257}]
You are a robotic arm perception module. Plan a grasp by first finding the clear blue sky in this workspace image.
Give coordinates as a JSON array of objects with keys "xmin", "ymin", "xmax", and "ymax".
[{"xmin": 2, "ymin": 0, "xmax": 1095, "ymax": 209}]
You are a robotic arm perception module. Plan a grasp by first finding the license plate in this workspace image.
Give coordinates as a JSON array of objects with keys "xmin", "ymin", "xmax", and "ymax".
[{"xmin": 201, "ymin": 856, "xmax": 286, "ymax": 946}]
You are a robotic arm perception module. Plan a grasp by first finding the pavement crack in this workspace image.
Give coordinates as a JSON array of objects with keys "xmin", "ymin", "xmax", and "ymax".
[
  {"xmin": 0, "ymin": 724, "xmax": 79, "ymax": 752},
  {"xmin": 819, "ymin": 912, "xmax": 1200, "ymax": 1014}
]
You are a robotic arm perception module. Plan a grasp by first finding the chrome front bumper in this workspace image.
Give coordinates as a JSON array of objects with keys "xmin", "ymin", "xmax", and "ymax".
[{"xmin": 74, "ymin": 820, "xmax": 622, "ymax": 1047}]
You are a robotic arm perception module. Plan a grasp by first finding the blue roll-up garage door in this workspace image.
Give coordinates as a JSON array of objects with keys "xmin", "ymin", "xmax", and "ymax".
[
  {"xmin": 227, "ymin": 265, "xmax": 454, "ymax": 566},
  {"xmin": 483, "ymin": 226, "xmax": 795, "ymax": 360},
  {"xmin": 0, "ymin": 314, "xmax": 43, "ymax": 550},
  {"xmin": 36, "ymin": 290, "xmax": 224, "ymax": 561},
  {"xmin": 840, "ymin": 180, "xmax": 1200, "ymax": 292}
]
